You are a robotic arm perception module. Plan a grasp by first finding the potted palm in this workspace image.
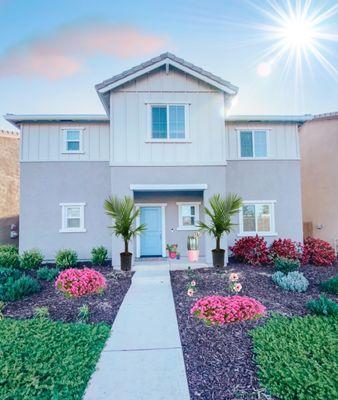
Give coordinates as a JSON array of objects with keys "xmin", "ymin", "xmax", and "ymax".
[
  {"xmin": 104, "ymin": 196, "xmax": 146, "ymax": 271},
  {"xmin": 197, "ymin": 193, "xmax": 242, "ymax": 268}
]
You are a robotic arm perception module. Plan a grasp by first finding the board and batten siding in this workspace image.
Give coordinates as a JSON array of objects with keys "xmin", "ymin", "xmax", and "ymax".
[
  {"xmin": 109, "ymin": 67, "xmax": 229, "ymax": 166},
  {"xmin": 20, "ymin": 123, "xmax": 109, "ymax": 162},
  {"xmin": 225, "ymin": 122, "xmax": 300, "ymax": 160}
]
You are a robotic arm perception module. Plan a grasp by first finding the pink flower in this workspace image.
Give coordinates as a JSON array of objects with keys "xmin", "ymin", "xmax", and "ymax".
[
  {"xmin": 233, "ymin": 283, "xmax": 242, "ymax": 293},
  {"xmin": 229, "ymin": 273, "xmax": 239, "ymax": 282},
  {"xmin": 190, "ymin": 280, "xmax": 196, "ymax": 287},
  {"xmin": 187, "ymin": 288, "xmax": 194, "ymax": 297}
]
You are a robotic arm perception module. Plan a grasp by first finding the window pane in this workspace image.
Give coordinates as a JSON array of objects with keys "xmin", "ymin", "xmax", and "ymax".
[
  {"xmin": 67, "ymin": 141, "xmax": 80, "ymax": 151},
  {"xmin": 152, "ymin": 106, "xmax": 167, "ymax": 139},
  {"xmin": 254, "ymin": 131, "xmax": 267, "ymax": 157},
  {"xmin": 257, "ymin": 204, "xmax": 271, "ymax": 232},
  {"xmin": 67, "ymin": 218, "xmax": 80, "ymax": 228},
  {"xmin": 181, "ymin": 205, "xmax": 192, "ymax": 217},
  {"xmin": 67, "ymin": 207, "xmax": 80, "ymax": 219},
  {"xmin": 243, "ymin": 204, "xmax": 256, "ymax": 231},
  {"xmin": 66, "ymin": 130, "xmax": 80, "ymax": 141},
  {"xmin": 240, "ymin": 131, "xmax": 253, "ymax": 157},
  {"xmin": 169, "ymin": 106, "xmax": 185, "ymax": 139},
  {"xmin": 182, "ymin": 216, "xmax": 194, "ymax": 226}
]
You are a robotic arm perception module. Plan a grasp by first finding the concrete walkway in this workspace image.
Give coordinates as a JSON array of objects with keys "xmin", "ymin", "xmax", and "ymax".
[{"xmin": 84, "ymin": 263, "xmax": 190, "ymax": 400}]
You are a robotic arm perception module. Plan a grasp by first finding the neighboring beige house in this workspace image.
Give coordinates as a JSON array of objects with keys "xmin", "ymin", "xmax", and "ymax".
[
  {"xmin": 299, "ymin": 112, "xmax": 338, "ymax": 252},
  {"xmin": 0, "ymin": 129, "xmax": 19, "ymax": 246}
]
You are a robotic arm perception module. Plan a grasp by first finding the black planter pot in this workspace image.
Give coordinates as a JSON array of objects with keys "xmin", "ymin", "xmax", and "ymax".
[
  {"xmin": 212, "ymin": 249, "xmax": 225, "ymax": 268},
  {"xmin": 120, "ymin": 252, "xmax": 132, "ymax": 271}
]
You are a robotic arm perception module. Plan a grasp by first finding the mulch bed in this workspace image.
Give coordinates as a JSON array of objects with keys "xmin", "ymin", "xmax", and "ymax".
[
  {"xmin": 170, "ymin": 263, "xmax": 338, "ymax": 400},
  {"xmin": 3, "ymin": 265, "xmax": 133, "ymax": 325}
]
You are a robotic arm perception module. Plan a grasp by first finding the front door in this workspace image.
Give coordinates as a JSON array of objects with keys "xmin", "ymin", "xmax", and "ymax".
[{"xmin": 140, "ymin": 207, "xmax": 162, "ymax": 257}]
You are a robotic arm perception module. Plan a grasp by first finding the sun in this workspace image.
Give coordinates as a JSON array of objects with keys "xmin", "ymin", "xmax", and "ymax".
[{"xmin": 253, "ymin": 0, "xmax": 338, "ymax": 79}]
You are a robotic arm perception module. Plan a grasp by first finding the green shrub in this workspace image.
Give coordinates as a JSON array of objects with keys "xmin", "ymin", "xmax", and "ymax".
[
  {"xmin": 0, "ymin": 268, "xmax": 22, "ymax": 284},
  {"xmin": 251, "ymin": 315, "xmax": 337, "ymax": 400},
  {"xmin": 307, "ymin": 296, "xmax": 338, "ymax": 317},
  {"xmin": 91, "ymin": 246, "xmax": 108, "ymax": 266},
  {"xmin": 33, "ymin": 306, "xmax": 50, "ymax": 319},
  {"xmin": 0, "ymin": 250, "xmax": 20, "ymax": 269},
  {"xmin": 20, "ymin": 249, "xmax": 44, "ymax": 270},
  {"xmin": 272, "ymin": 271, "xmax": 309, "ymax": 292},
  {"xmin": 0, "ymin": 245, "xmax": 18, "ymax": 254},
  {"xmin": 78, "ymin": 304, "xmax": 90, "ymax": 323},
  {"xmin": 274, "ymin": 256, "xmax": 300, "ymax": 274},
  {"xmin": 0, "ymin": 318, "xmax": 110, "ymax": 399},
  {"xmin": 0, "ymin": 301, "xmax": 4, "ymax": 320},
  {"xmin": 0, "ymin": 276, "xmax": 40, "ymax": 302},
  {"xmin": 55, "ymin": 249, "xmax": 78, "ymax": 269},
  {"xmin": 37, "ymin": 267, "xmax": 60, "ymax": 281},
  {"xmin": 320, "ymin": 275, "xmax": 338, "ymax": 295}
]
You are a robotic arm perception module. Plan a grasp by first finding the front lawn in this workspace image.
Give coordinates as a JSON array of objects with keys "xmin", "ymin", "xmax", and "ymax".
[
  {"xmin": 251, "ymin": 315, "xmax": 337, "ymax": 400},
  {"xmin": 170, "ymin": 263, "xmax": 337, "ymax": 400},
  {"xmin": 0, "ymin": 318, "xmax": 110, "ymax": 399}
]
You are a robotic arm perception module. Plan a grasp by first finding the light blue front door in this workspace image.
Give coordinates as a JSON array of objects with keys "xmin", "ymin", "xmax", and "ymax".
[{"xmin": 140, "ymin": 207, "xmax": 162, "ymax": 257}]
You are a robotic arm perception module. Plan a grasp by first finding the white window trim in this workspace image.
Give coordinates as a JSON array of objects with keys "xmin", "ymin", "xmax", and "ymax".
[
  {"xmin": 236, "ymin": 128, "xmax": 271, "ymax": 159},
  {"xmin": 59, "ymin": 202, "xmax": 86, "ymax": 233},
  {"xmin": 176, "ymin": 202, "xmax": 201, "ymax": 231},
  {"xmin": 135, "ymin": 203, "xmax": 167, "ymax": 258},
  {"xmin": 61, "ymin": 127, "xmax": 85, "ymax": 154},
  {"xmin": 238, "ymin": 200, "xmax": 277, "ymax": 237},
  {"xmin": 146, "ymin": 103, "xmax": 190, "ymax": 143}
]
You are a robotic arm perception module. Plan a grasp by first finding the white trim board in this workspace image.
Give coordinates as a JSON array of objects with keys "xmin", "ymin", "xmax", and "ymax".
[
  {"xmin": 130, "ymin": 184, "xmax": 208, "ymax": 192},
  {"xmin": 135, "ymin": 203, "xmax": 167, "ymax": 258}
]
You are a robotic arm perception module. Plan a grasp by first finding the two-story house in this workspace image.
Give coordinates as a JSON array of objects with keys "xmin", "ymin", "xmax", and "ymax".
[{"xmin": 5, "ymin": 53, "xmax": 309, "ymax": 266}]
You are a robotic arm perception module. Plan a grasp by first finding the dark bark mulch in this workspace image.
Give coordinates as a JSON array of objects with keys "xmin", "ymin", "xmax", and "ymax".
[
  {"xmin": 170, "ymin": 263, "xmax": 338, "ymax": 400},
  {"xmin": 3, "ymin": 266, "xmax": 133, "ymax": 325}
]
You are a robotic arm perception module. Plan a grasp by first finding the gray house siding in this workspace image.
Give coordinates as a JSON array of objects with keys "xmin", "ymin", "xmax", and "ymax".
[
  {"xmin": 226, "ymin": 160, "xmax": 303, "ymax": 245},
  {"xmin": 20, "ymin": 162, "xmax": 112, "ymax": 260}
]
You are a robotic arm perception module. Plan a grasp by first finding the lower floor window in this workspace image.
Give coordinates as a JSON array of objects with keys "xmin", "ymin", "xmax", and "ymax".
[
  {"xmin": 240, "ymin": 201, "xmax": 276, "ymax": 235},
  {"xmin": 60, "ymin": 203, "xmax": 86, "ymax": 232},
  {"xmin": 177, "ymin": 202, "xmax": 200, "ymax": 230}
]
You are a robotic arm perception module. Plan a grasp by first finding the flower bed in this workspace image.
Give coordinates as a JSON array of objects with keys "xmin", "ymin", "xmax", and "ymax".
[
  {"xmin": 3, "ymin": 265, "xmax": 133, "ymax": 324},
  {"xmin": 170, "ymin": 263, "xmax": 337, "ymax": 400}
]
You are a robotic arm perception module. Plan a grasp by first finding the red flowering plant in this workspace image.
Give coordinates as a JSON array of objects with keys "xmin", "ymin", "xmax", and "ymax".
[
  {"xmin": 191, "ymin": 295, "xmax": 266, "ymax": 326},
  {"xmin": 304, "ymin": 237, "xmax": 336, "ymax": 266},
  {"xmin": 55, "ymin": 268, "xmax": 107, "ymax": 298},
  {"xmin": 229, "ymin": 235, "xmax": 271, "ymax": 266},
  {"xmin": 270, "ymin": 238, "xmax": 310, "ymax": 265}
]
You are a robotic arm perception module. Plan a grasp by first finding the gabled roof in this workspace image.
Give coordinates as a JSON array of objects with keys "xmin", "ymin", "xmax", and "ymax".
[
  {"xmin": 225, "ymin": 115, "xmax": 313, "ymax": 124},
  {"xmin": 95, "ymin": 52, "xmax": 238, "ymax": 113}
]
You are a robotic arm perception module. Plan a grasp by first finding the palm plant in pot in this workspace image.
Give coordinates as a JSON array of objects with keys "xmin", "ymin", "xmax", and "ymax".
[
  {"xmin": 197, "ymin": 193, "xmax": 242, "ymax": 268},
  {"xmin": 104, "ymin": 196, "xmax": 146, "ymax": 271}
]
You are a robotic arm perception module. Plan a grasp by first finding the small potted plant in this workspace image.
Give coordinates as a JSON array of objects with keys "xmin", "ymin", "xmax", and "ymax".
[
  {"xmin": 187, "ymin": 233, "xmax": 200, "ymax": 262},
  {"xmin": 166, "ymin": 244, "xmax": 178, "ymax": 259}
]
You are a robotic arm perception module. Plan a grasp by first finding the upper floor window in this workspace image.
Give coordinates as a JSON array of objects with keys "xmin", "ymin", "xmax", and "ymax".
[
  {"xmin": 62, "ymin": 128, "xmax": 84, "ymax": 153},
  {"xmin": 177, "ymin": 202, "xmax": 200, "ymax": 230},
  {"xmin": 239, "ymin": 201, "xmax": 276, "ymax": 236},
  {"xmin": 59, "ymin": 203, "xmax": 86, "ymax": 233},
  {"xmin": 150, "ymin": 104, "xmax": 189, "ymax": 141},
  {"xmin": 239, "ymin": 130, "xmax": 268, "ymax": 158}
]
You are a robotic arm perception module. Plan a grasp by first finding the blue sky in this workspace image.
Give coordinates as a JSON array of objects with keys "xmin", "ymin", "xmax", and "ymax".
[{"xmin": 1, "ymin": 0, "xmax": 338, "ymax": 130}]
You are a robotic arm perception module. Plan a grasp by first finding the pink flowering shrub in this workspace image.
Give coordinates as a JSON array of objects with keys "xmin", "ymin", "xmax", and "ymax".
[
  {"xmin": 55, "ymin": 268, "xmax": 107, "ymax": 298},
  {"xmin": 191, "ymin": 295, "xmax": 266, "ymax": 326},
  {"xmin": 270, "ymin": 238, "xmax": 309, "ymax": 265}
]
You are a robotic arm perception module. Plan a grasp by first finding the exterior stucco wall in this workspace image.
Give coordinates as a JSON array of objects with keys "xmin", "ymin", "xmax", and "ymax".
[
  {"xmin": 299, "ymin": 118, "xmax": 338, "ymax": 247},
  {"xmin": 110, "ymin": 166, "xmax": 227, "ymax": 265},
  {"xmin": 226, "ymin": 160, "xmax": 303, "ymax": 245},
  {"xmin": 20, "ymin": 162, "xmax": 112, "ymax": 259}
]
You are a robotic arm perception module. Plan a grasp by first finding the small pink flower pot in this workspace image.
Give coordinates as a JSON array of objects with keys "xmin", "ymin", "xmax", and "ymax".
[
  {"xmin": 169, "ymin": 251, "xmax": 177, "ymax": 259},
  {"xmin": 188, "ymin": 250, "xmax": 199, "ymax": 262}
]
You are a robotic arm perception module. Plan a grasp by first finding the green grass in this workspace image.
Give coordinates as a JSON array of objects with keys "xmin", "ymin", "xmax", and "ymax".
[
  {"xmin": 250, "ymin": 315, "xmax": 337, "ymax": 400},
  {"xmin": 0, "ymin": 318, "xmax": 110, "ymax": 399}
]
